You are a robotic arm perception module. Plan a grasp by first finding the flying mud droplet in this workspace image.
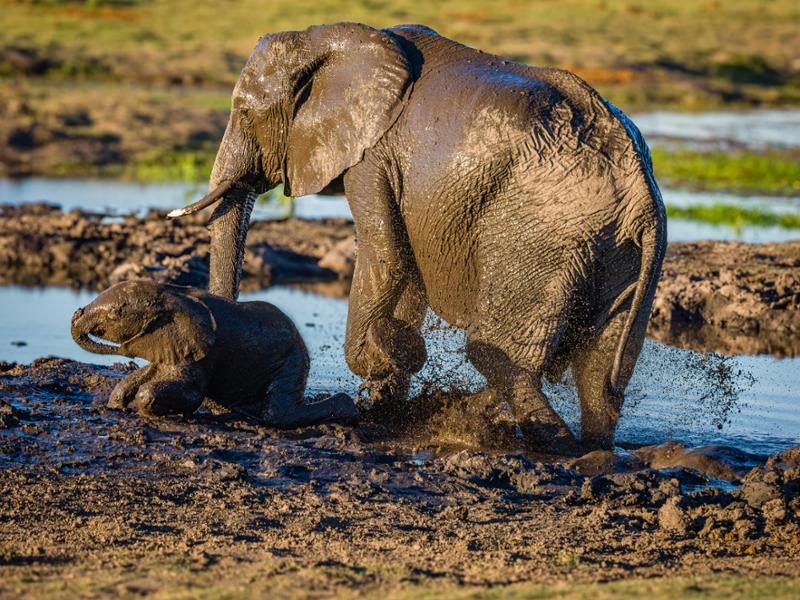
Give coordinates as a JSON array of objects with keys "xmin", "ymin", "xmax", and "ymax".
[{"xmin": 398, "ymin": 314, "xmax": 755, "ymax": 449}]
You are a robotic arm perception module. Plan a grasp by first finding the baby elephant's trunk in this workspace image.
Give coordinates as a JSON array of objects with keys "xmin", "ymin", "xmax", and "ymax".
[{"xmin": 71, "ymin": 307, "xmax": 120, "ymax": 355}]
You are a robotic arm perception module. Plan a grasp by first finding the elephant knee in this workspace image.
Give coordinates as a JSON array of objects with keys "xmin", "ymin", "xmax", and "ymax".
[
  {"xmin": 348, "ymin": 317, "xmax": 426, "ymax": 378},
  {"xmin": 134, "ymin": 379, "xmax": 203, "ymax": 417}
]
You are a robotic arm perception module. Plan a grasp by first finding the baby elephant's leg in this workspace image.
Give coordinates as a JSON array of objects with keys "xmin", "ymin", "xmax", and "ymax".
[
  {"xmin": 134, "ymin": 363, "xmax": 206, "ymax": 417},
  {"xmin": 264, "ymin": 347, "xmax": 358, "ymax": 428},
  {"xmin": 108, "ymin": 364, "xmax": 157, "ymax": 410}
]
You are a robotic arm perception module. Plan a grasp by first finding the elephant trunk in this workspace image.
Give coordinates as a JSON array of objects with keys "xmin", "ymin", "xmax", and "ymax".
[
  {"xmin": 167, "ymin": 112, "xmax": 263, "ymax": 300},
  {"xmin": 208, "ymin": 185, "xmax": 257, "ymax": 299},
  {"xmin": 71, "ymin": 307, "xmax": 120, "ymax": 355}
]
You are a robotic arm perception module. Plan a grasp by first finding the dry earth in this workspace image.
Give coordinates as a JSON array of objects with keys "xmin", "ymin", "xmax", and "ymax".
[
  {"xmin": 0, "ymin": 359, "xmax": 799, "ymax": 598},
  {"xmin": 2, "ymin": 203, "xmax": 799, "ymax": 356}
]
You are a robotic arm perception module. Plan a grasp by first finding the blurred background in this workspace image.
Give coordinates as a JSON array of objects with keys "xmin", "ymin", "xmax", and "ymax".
[{"xmin": 0, "ymin": 0, "xmax": 797, "ymax": 202}]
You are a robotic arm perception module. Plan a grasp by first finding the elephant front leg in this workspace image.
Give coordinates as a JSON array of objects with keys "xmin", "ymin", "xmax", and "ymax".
[
  {"xmin": 133, "ymin": 363, "xmax": 207, "ymax": 417},
  {"xmin": 343, "ymin": 163, "xmax": 427, "ymax": 415},
  {"xmin": 108, "ymin": 364, "xmax": 157, "ymax": 410}
]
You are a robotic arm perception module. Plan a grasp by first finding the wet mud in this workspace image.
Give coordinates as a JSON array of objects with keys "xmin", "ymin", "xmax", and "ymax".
[
  {"xmin": 1, "ymin": 358, "xmax": 799, "ymax": 593},
  {"xmin": 650, "ymin": 240, "xmax": 800, "ymax": 357},
  {"xmin": 2, "ymin": 204, "xmax": 799, "ymax": 356},
  {"xmin": 0, "ymin": 203, "xmax": 353, "ymax": 290}
]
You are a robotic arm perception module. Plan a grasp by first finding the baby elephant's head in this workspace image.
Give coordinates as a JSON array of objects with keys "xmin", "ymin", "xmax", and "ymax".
[{"xmin": 71, "ymin": 279, "xmax": 216, "ymax": 364}]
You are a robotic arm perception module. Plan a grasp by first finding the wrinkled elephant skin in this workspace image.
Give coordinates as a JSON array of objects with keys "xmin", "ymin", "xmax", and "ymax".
[
  {"xmin": 71, "ymin": 279, "xmax": 357, "ymax": 427},
  {"xmin": 168, "ymin": 23, "xmax": 667, "ymax": 451}
]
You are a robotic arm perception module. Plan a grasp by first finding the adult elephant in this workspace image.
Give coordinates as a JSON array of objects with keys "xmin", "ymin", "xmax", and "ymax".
[{"xmin": 168, "ymin": 23, "xmax": 666, "ymax": 450}]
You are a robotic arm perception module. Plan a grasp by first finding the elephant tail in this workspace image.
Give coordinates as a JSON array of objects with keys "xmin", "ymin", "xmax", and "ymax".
[{"xmin": 608, "ymin": 206, "xmax": 666, "ymax": 395}]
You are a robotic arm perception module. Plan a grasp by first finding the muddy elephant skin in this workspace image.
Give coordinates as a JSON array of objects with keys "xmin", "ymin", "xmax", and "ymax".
[
  {"xmin": 168, "ymin": 23, "xmax": 667, "ymax": 450},
  {"xmin": 71, "ymin": 279, "xmax": 357, "ymax": 426}
]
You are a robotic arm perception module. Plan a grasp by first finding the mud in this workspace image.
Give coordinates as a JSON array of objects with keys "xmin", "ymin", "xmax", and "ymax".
[
  {"xmin": 0, "ymin": 358, "xmax": 798, "ymax": 593},
  {"xmin": 0, "ymin": 203, "xmax": 352, "ymax": 290},
  {"xmin": 650, "ymin": 240, "xmax": 800, "ymax": 356},
  {"xmin": 2, "ymin": 204, "xmax": 799, "ymax": 356}
]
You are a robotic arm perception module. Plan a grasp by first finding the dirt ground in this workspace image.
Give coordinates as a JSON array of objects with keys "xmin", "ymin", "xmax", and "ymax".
[
  {"xmin": 0, "ymin": 358, "xmax": 798, "ymax": 598},
  {"xmin": 2, "ymin": 203, "xmax": 799, "ymax": 356}
]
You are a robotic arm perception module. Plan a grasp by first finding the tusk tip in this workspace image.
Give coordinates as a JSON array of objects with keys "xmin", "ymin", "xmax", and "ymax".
[{"xmin": 166, "ymin": 208, "xmax": 187, "ymax": 218}]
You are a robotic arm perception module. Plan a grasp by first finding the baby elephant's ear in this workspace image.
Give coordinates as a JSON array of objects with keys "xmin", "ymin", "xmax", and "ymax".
[
  {"xmin": 124, "ymin": 290, "xmax": 217, "ymax": 364},
  {"xmin": 165, "ymin": 292, "xmax": 217, "ymax": 363}
]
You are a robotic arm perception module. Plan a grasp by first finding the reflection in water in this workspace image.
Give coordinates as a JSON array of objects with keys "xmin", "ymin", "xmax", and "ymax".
[
  {"xmin": 648, "ymin": 322, "xmax": 800, "ymax": 358},
  {"xmin": 0, "ymin": 285, "xmax": 797, "ymax": 455}
]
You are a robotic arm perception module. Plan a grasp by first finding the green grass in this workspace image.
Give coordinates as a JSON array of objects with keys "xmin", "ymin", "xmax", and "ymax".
[
  {"xmin": 1, "ymin": 0, "xmax": 799, "ymax": 108},
  {"xmin": 5, "ymin": 568, "xmax": 800, "ymax": 600},
  {"xmin": 653, "ymin": 148, "xmax": 800, "ymax": 195},
  {"xmin": 388, "ymin": 576, "xmax": 800, "ymax": 600},
  {"xmin": 666, "ymin": 203, "xmax": 800, "ymax": 229}
]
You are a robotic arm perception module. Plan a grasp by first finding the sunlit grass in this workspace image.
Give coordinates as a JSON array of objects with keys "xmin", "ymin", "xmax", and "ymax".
[
  {"xmin": 2, "ymin": 0, "xmax": 799, "ymax": 109},
  {"xmin": 666, "ymin": 203, "xmax": 800, "ymax": 229},
  {"xmin": 653, "ymin": 148, "xmax": 800, "ymax": 195}
]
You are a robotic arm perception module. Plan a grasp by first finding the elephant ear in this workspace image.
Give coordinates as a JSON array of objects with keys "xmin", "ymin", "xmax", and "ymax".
[
  {"xmin": 285, "ymin": 23, "xmax": 413, "ymax": 197},
  {"xmin": 122, "ymin": 290, "xmax": 217, "ymax": 365}
]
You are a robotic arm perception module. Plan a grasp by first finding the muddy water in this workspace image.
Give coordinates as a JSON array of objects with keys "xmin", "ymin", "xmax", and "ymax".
[
  {"xmin": 2, "ymin": 178, "xmax": 799, "ymax": 243},
  {"xmin": 0, "ymin": 285, "xmax": 797, "ymax": 455}
]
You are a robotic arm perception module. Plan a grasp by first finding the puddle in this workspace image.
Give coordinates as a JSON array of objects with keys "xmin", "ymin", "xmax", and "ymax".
[
  {"xmin": 0, "ymin": 285, "xmax": 797, "ymax": 456},
  {"xmin": 634, "ymin": 109, "xmax": 800, "ymax": 150}
]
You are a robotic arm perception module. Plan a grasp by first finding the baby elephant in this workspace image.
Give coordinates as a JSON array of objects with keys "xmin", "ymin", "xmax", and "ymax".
[{"xmin": 71, "ymin": 279, "xmax": 357, "ymax": 427}]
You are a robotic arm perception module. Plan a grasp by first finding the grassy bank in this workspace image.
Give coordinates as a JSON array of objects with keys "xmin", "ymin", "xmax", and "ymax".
[
  {"xmin": 6, "ymin": 565, "xmax": 800, "ymax": 600},
  {"xmin": 1, "ymin": 0, "xmax": 799, "ymax": 183},
  {"xmin": 666, "ymin": 203, "xmax": 800, "ymax": 229},
  {"xmin": 653, "ymin": 148, "xmax": 800, "ymax": 195}
]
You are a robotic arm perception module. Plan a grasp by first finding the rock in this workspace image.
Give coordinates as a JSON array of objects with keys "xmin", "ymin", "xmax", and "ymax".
[
  {"xmin": 633, "ymin": 442, "xmax": 745, "ymax": 481},
  {"xmin": 0, "ymin": 400, "xmax": 22, "ymax": 428},
  {"xmin": 761, "ymin": 498, "xmax": 788, "ymax": 523},
  {"xmin": 766, "ymin": 444, "xmax": 800, "ymax": 471},
  {"xmin": 658, "ymin": 497, "xmax": 690, "ymax": 534}
]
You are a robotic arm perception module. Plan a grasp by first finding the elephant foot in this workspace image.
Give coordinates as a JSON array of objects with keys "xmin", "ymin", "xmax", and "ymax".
[
  {"xmin": 327, "ymin": 392, "xmax": 360, "ymax": 425},
  {"xmin": 358, "ymin": 373, "xmax": 412, "ymax": 427},
  {"xmin": 108, "ymin": 365, "xmax": 155, "ymax": 410},
  {"xmin": 519, "ymin": 417, "xmax": 582, "ymax": 456},
  {"xmin": 363, "ymin": 317, "xmax": 427, "ymax": 377},
  {"xmin": 133, "ymin": 381, "xmax": 204, "ymax": 418},
  {"xmin": 108, "ymin": 380, "xmax": 137, "ymax": 410}
]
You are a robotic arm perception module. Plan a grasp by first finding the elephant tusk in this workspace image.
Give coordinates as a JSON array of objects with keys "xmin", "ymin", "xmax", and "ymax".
[{"xmin": 167, "ymin": 180, "xmax": 235, "ymax": 218}]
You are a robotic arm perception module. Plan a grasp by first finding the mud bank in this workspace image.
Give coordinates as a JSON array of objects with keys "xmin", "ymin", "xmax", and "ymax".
[
  {"xmin": 650, "ymin": 240, "xmax": 800, "ymax": 356},
  {"xmin": 2, "ymin": 204, "xmax": 798, "ymax": 355},
  {"xmin": 0, "ymin": 203, "xmax": 353, "ymax": 290},
  {"xmin": 0, "ymin": 358, "xmax": 799, "ymax": 595}
]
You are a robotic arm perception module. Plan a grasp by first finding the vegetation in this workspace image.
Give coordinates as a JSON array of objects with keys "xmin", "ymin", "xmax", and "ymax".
[
  {"xmin": 653, "ymin": 148, "xmax": 800, "ymax": 195},
  {"xmin": 0, "ymin": 0, "xmax": 799, "ymax": 187},
  {"xmin": 666, "ymin": 203, "xmax": 800, "ymax": 229},
  {"xmin": 5, "ymin": 566, "xmax": 800, "ymax": 600}
]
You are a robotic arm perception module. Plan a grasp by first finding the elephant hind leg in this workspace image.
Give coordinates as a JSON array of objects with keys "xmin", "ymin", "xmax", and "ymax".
[
  {"xmin": 572, "ymin": 310, "xmax": 646, "ymax": 450},
  {"xmin": 466, "ymin": 338, "xmax": 578, "ymax": 453},
  {"xmin": 261, "ymin": 345, "xmax": 358, "ymax": 428}
]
